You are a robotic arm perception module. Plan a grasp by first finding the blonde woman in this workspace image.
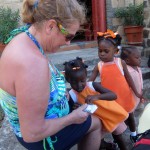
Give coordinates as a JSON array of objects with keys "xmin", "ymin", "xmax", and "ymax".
[{"xmin": 0, "ymin": 0, "xmax": 102, "ymax": 150}]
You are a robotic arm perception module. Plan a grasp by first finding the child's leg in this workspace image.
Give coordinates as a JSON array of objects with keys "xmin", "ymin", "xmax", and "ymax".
[
  {"xmin": 100, "ymin": 127, "xmax": 118, "ymax": 150},
  {"xmin": 100, "ymin": 138, "xmax": 118, "ymax": 150},
  {"xmin": 112, "ymin": 134, "xmax": 127, "ymax": 150},
  {"xmin": 126, "ymin": 112, "xmax": 136, "ymax": 132},
  {"xmin": 125, "ymin": 112, "xmax": 137, "ymax": 143},
  {"xmin": 112, "ymin": 122, "xmax": 127, "ymax": 150}
]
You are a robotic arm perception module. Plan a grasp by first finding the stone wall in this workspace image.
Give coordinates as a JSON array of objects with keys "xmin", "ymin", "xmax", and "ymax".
[
  {"xmin": 0, "ymin": 0, "xmax": 149, "ymax": 56},
  {"xmin": 0, "ymin": 0, "xmax": 22, "ymax": 10},
  {"xmin": 107, "ymin": 0, "xmax": 150, "ymax": 56},
  {"xmin": 107, "ymin": 0, "xmax": 143, "ymax": 42},
  {"xmin": 143, "ymin": 0, "xmax": 150, "ymax": 56}
]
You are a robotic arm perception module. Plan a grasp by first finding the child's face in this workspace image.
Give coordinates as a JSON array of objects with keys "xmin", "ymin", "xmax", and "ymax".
[
  {"xmin": 98, "ymin": 40, "xmax": 116, "ymax": 62},
  {"xmin": 126, "ymin": 50, "xmax": 141, "ymax": 67},
  {"xmin": 70, "ymin": 71, "xmax": 86, "ymax": 93}
]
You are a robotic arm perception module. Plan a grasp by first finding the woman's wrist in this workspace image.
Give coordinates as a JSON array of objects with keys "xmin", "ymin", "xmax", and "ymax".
[{"xmin": 66, "ymin": 112, "xmax": 76, "ymax": 125}]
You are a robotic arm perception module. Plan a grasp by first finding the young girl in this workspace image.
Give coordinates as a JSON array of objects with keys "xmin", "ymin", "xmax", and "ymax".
[
  {"xmin": 89, "ymin": 30, "xmax": 143, "ymax": 147},
  {"xmin": 64, "ymin": 57, "xmax": 129, "ymax": 150},
  {"xmin": 120, "ymin": 47, "xmax": 144, "ymax": 109}
]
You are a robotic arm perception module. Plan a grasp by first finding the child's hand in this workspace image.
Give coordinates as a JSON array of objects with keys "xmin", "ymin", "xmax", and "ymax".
[
  {"xmin": 140, "ymin": 98, "xmax": 145, "ymax": 103},
  {"xmin": 136, "ymin": 92, "xmax": 145, "ymax": 103},
  {"xmin": 85, "ymin": 95, "xmax": 98, "ymax": 104},
  {"xmin": 140, "ymin": 96, "xmax": 147, "ymax": 103}
]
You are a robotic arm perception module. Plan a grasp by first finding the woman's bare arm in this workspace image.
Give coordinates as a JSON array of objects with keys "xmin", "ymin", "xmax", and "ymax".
[{"xmin": 15, "ymin": 55, "xmax": 89, "ymax": 143}]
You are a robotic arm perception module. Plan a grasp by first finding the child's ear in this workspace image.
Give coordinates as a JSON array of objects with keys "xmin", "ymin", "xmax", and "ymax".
[{"xmin": 125, "ymin": 58, "xmax": 130, "ymax": 64}]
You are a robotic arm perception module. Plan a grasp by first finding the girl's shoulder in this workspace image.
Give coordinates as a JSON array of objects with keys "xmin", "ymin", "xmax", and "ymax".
[
  {"xmin": 127, "ymin": 65, "xmax": 142, "ymax": 73},
  {"xmin": 98, "ymin": 57, "xmax": 123, "ymax": 68},
  {"xmin": 87, "ymin": 82, "xmax": 95, "ymax": 91}
]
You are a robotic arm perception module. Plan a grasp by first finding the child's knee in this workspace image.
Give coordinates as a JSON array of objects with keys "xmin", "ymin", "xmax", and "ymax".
[
  {"xmin": 91, "ymin": 115, "xmax": 102, "ymax": 131},
  {"xmin": 113, "ymin": 122, "xmax": 127, "ymax": 135}
]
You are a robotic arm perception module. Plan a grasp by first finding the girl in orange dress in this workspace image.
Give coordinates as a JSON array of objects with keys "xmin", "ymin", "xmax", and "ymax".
[
  {"xmin": 64, "ymin": 57, "xmax": 129, "ymax": 149},
  {"xmin": 89, "ymin": 30, "xmax": 143, "ymax": 149}
]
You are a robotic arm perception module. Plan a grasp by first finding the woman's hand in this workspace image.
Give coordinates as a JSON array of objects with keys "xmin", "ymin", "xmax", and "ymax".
[{"xmin": 70, "ymin": 104, "xmax": 90, "ymax": 124}]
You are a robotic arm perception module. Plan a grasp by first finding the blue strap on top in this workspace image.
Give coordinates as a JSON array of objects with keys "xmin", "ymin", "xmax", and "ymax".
[
  {"xmin": 25, "ymin": 30, "xmax": 57, "ymax": 150},
  {"xmin": 25, "ymin": 30, "xmax": 45, "ymax": 55}
]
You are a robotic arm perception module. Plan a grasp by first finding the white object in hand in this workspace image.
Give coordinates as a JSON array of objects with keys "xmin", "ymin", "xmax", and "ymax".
[{"xmin": 83, "ymin": 104, "xmax": 98, "ymax": 113}]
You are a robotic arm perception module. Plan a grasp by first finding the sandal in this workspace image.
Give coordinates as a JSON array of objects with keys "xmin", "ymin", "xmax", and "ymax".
[{"xmin": 100, "ymin": 139, "xmax": 118, "ymax": 150}]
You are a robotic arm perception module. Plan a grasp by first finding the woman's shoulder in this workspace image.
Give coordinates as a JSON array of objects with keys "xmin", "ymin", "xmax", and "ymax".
[
  {"xmin": 5, "ymin": 33, "xmax": 47, "ymax": 67},
  {"xmin": 0, "ymin": 33, "xmax": 49, "ymax": 83}
]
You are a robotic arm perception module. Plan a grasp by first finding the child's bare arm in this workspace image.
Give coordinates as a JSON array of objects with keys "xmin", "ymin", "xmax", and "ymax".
[
  {"xmin": 88, "ymin": 65, "xmax": 99, "ymax": 81},
  {"xmin": 85, "ymin": 82, "xmax": 117, "ymax": 103},
  {"xmin": 121, "ymin": 60, "xmax": 142, "ymax": 99}
]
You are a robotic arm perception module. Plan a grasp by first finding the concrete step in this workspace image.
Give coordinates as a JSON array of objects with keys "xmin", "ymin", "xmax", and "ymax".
[
  {"xmin": 47, "ymin": 47, "xmax": 99, "ymax": 71},
  {"xmin": 143, "ymin": 47, "xmax": 150, "ymax": 57},
  {"xmin": 57, "ymin": 40, "xmax": 97, "ymax": 52},
  {"xmin": 87, "ymin": 65, "xmax": 150, "ymax": 80},
  {"xmin": 141, "ymin": 67, "xmax": 150, "ymax": 80},
  {"xmin": 47, "ymin": 47, "xmax": 150, "ymax": 95},
  {"xmin": 47, "ymin": 47, "xmax": 150, "ymax": 80},
  {"xmin": 47, "ymin": 46, "xmax": 148, "ymax": 66}
]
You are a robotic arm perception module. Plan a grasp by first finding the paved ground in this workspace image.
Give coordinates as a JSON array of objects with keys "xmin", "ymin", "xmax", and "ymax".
[
  {"xmin": 0, "ymin": 44, "xmax": 150, "ymax": 150},
  {"xmin": 49, "ymin": 46, "xmax": 150, "ymax": 150}
]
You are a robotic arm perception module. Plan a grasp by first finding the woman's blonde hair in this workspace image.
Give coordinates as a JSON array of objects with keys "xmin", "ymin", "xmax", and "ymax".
[{"xmin": 21, "ymin": 0, "xmax": 86, "ymax": 27}]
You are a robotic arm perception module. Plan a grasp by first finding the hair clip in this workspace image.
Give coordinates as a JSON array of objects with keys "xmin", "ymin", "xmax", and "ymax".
[
  {"xmin": 33, "ymin": 0, "xmax": 39, "ymax": 9},
  {"xmin": 72, "ymin": 67, "xmax": 80, "ymax": 70},
  {"xmin": 117, "ymin": 45, "xmax": 122, "ymax": 50},
  {"xmin": 97, "ymin": 29, "xmax": 117, "ymax": 39}
]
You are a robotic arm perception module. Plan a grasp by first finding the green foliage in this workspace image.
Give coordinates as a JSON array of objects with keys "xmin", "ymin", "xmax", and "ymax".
[
  {"xmin": 114, "ymin": 3, "xmax": 144, "ymax": 26},
  {"xmin": 0, "ymin": 7, "xmax": 20, "ymax": 43}
]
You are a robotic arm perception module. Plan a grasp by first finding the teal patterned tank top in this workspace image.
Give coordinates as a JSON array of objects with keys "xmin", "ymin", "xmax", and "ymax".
[{"xmin": 0, "ymin": 25, "xmax": 69, "ymax": 150}]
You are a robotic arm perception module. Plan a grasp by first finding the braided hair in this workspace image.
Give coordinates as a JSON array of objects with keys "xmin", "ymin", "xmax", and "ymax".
[
  {"xmin": 97, "ymin": 30, "xmax": 122, "ymax": 53},
  {"xmin": 97, "ymin": 34, "xmax": 122, "ymax": 48},
  {"xmin": 63, "ymin": 57, "xmax": 88, "ymax": 82}
]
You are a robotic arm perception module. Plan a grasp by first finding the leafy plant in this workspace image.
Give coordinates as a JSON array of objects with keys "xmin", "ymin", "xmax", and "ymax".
[
  {"xmin": 0, "ymin": 7, "xmax": 20, "ymax": 44},
  {"xmin": 114, "ymin": 3, "xmax": 144, "ymax": 26}
]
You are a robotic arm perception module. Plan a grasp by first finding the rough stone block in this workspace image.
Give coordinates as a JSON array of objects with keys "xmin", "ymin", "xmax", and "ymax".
[
  {"xmin": 125, "ymin": 0, "xmax": 134, "ymax": 7},
  {"xmin": 143, "ymin": 29, "xmax": 150, "ymax": 38},
  {"xmin": 147, "ymin": 38, "xmax": 150, "ymax": 46},
  {"xmin": 111, "ymin": 0, "xmax": 125, "ymax": 8},
  {"xmin": 135, "ymin": 0, "xmax": 144, "ymax": 5},
  {"xmin": 117, "ymin": 25, "xmax": 125, "ymax": 35},
  {"xmin": 112, "ymin": 18, "xmax": 123, "ymax": 26}
]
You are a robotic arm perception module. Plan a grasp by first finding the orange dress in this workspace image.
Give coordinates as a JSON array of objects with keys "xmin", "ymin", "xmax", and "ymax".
[
  {"xmin": 98, "ymin": 58, "xmax": 136, "ymax": 113},
  {"xmin": 69, "ymin": 82, "xmax": 128, "ymax": 132}
]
